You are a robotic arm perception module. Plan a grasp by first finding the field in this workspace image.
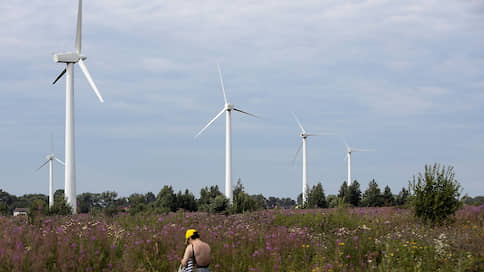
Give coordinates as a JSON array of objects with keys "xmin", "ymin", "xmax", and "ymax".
[{"xmin": 0, "ymin": 206, "xmax": 483, "ymax": 272}]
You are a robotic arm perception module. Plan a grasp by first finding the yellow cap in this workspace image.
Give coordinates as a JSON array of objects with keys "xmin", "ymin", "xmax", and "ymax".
[{"xmin": 185, "ymin": 229, "xmax": 197, "ymax": 244}]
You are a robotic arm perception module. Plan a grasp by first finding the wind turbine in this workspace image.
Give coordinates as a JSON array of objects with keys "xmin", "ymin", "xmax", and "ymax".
[
  {"xmin": 293, "ymin": 113, "xmax": 331, "ymax": 204},
  {"xmin": 195, "ymin": 65, "xmax": 258, "ymax": 203},
  {"xmin": 345, "ymin": 143, "xmax": 374, "ymax": 186},
  {"xmin": 36, "ymin": 136, "xmax": 65, "ymax": 208},
  {"xmin": 52, "ymin": 0, "xmax": 104, "ymax": 214}
]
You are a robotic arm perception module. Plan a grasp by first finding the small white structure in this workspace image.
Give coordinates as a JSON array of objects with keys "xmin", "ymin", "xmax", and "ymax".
[{"xmin": 13, "ymin": 208, "xmax": 29, "ymax": 216}]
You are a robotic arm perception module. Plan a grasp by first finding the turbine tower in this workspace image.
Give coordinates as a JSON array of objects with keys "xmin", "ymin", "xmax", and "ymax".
[
  {"xmin": 293, "ymin": 113, "xmax": 331, "ymax": 204},
  {"xmin": 195, "ymin": 65, "xmax": 258, "ymax": 203},
  {"xmin": 36, "ymin": 136, "xmax": 65, "ymax": 208},
  {"xmin": 52, "ymin": 0, "xmax": 104, "ymax": 213},
  {"xmin": 345, "ymin": 143, "xmax": 374, "ymax": 185}
]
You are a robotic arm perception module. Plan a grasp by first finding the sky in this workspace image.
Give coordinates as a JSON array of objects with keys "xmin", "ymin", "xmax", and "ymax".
[{"xmin": 0, "ymin": 0, "xmax": 483, "ymax": 200}]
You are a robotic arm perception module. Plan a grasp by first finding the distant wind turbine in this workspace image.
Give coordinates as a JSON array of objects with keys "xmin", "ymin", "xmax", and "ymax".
[
  {"xmin": 345, "ymin": 143, "xmax": 374, "ymax": 185},
  {"xmin": 195, "ymin": 65, "xmax": 258, "ymax": 203},
  {"xmin": 293, "ymin": 113, "xmax": 331, "ymax": 204},
  {"xmin": 36, "ymin": 136, "xmax": 65, "ymax": 208},
  {"xmin": 52, "ymin": 0, "xmax": 104, "ymax": 213}
]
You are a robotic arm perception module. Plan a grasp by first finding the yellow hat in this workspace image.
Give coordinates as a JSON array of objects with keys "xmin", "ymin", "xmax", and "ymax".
[{"xmin": 185, "ymin": 229, "xmax": 197, "ymax": 244}]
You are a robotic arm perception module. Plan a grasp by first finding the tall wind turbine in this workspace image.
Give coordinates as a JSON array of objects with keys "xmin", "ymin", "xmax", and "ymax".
[
  {"xmin": 345, "ymin": 143, "xmax": 374, "ymax": 186},
  {"xmin": 52, "ymin": 0, "xmax": 104, "ymax": 213},
  {"xmin": 195, "ymin": 65, "xmax": 258, "ymax": 203},
  {"xmin": 293, "ymin": 113, "xmax": 331, "ymax": 204},
  {"xmin": 36, "ymin": 136, "xmax": 65, "ymax": 208}
]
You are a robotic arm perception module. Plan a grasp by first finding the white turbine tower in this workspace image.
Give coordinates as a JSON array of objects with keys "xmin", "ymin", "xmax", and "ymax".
[
  {"xmin": 345, "ymin": 143, "xmax": 374, "ymax": 185},
  {"xmin": 36, "ymin": 136, "xmax": 65, "ymax": 208},
  {"xmin": 293, "ymin": 113, "xmax": 331, "ymax": 204},
  {"xmin": 195, "ymin": 65, "xmax": 258, "ymax": 203},
  {"xmin": 52, "ymin": 0, "xmax": 104, "ymax": 213}
]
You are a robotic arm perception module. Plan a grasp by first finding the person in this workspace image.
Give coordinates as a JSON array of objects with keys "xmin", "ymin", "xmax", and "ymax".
[{"xmin": 181, "ymin": 229, "xmax": 211, "ymax": 272}]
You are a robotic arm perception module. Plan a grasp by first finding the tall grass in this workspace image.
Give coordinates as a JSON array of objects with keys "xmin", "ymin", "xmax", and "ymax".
[{"xmin": 0, "ymin": 206, "xmax": 482, "ymax": 271}]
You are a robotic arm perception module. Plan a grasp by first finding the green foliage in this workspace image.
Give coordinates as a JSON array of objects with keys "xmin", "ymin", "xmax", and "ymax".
[
  {"xmin": 231, "ymin": 179, "xmax": 256, "ymax": 213},
  {"xmin": 395, "ymin": 187, "xmax": 410, "ymax": 206},
  {"xmin": 210, "ymin": 195, "xmax": 229, "ymax": 213},
  {"xmin": 410, "ymin": 163, "xmax": 462, "ymax": 224},
  {"xmin": 382, "ymin": 185, "xmax": 395, "ymax": 206},
  {"xmin": 347, "ymin": 181, "xmax": 362, "ymax": 207},
  {"xmin": 48, "ymin": 195, "xmax": 73, "ymax": 215},
  {"xmin": 362, "ymin": 179, "xmax": 384, "ymax": 207},
  {"xmin": 155, "ymin": 185, "xmax": 176, "ymax": 213},
  {"xmin": 338, "ymin": 181, "xmax": 349, "ymax": 204},
  {"xmin": 306, "ymin": 182, "xmax": 328, "ymax": 208},
  {"xmin": 175, "ymin": 189, "xmax": 197, "ymax": 212}
]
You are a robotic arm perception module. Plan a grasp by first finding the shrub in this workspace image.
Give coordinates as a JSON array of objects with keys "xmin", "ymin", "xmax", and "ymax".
[{"xmin": 410, "ymin": 163, "xmax": 462, "ymax": 224}]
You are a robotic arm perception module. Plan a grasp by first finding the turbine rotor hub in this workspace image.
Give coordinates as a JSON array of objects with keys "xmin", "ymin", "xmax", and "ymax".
[{"xmin": 225, "ymin": 103, "xmax": 235, "ymax": 110}]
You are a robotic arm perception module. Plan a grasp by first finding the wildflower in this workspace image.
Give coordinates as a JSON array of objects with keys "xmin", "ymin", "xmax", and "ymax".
[{"xmin": 338, "ymin": 242, "xmax": 344, "ymax": 246}]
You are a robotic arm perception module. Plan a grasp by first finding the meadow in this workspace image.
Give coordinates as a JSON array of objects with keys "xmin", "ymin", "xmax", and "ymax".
[{"xmin": 0, "ymin": 206, "xmax": 482, "ymax": 272}]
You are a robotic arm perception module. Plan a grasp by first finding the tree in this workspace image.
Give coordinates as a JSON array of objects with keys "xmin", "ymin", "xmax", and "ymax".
[
  {"xmin": 382, "ymin": 185, "xmax": 395, "ymax": 206},
  {"xmin": 306, "ymin": 183, "xmax": 328, "ymax": 208},
  {"xmin": 338, "ymin": 181, "xmax": 349, "ymax": 204},
  {"xmin": 156, "ymin": 186, "xmax": 177, "ymax": 213},
  {"xmin": 347, "ymin": 181, "xmax": 362, "ymax": 207},
  {"xmin": 199, "ymin": 185, "xmax": 223, "ymax": 212},
  {"xmin": 232, "ymin": 179, "xmax": 256, "ymax": 213},
  {"xmin": 410, "ymin": 164, "xmax": 462, "ymax": 224},
  {"xmin": 176, "ymin": 189, "xmax": 197, "ymax": 212},
  {"xmin": 326, "ymin": 195, "xmax": 338, "ymax": 208},
  {"xmin": 362, "ymin": 179, "xmax": 384, "ymax": 207},
  {"xmin": 395, "ymin": 187, "xmax": 409, "ymax": 206}
]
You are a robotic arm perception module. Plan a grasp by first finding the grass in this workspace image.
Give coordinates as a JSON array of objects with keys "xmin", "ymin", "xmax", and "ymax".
[{"xmin": 0, "ymin": 205, "xmax": 482, "ymax": 271}]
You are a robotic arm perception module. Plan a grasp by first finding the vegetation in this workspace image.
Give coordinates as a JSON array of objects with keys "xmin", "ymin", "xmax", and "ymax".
[
  {"xmin": 410, "ymin": 163, "xmax": 463, "ymax": 224},
  {"xmin": 0, "ymin": 206, "xmax": 482, "ymax": 271}
]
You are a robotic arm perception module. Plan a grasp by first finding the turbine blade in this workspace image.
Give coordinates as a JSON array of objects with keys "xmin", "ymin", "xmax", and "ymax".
[
  {"xmin": 292, "ymin": 142, "xmax": 303, "ymax": 165},
  {"xmin": 78, "ymin": 59, "xmax": 104, "ymax": 102},
  {"xmin": 75, "ymin": 0, "xmax": 82, "ymax": 53},
  {"xmin": 52, "ymin": 68, "xmax": 67, "ymax": 85},
  {"xmin": 351, "ymin": 148, "xmax": 375, "ymax": 152},
  {"xmin": 55, "ymin": 158, "xmax": 66, "ymax": 166},
  {"xmin": 195, "ymin": 108, "xmax": 225, "ymax": 138},
  {"xmin": 217, "ymin": 64, "xmax": 228, "ymax": 104},
  {"xmin": 35, "ymin": 160, "xmax": 50, "ymax": 171},
  {"xmin": 305, "ymin": 132, "xmax": 333, "ymax": 136},
  {"xmin": 292, "ymin": 113, "xmax": 306, "ymax": 133},
  {"xmin": 233, "ymin": 108, "xmax": 260, "ymax": 119}
]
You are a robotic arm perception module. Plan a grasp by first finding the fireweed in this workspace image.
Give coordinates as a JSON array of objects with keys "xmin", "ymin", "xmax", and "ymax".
[{"xmin": 0, "ymin": 206, "xmax": 482, "ymax": 271}]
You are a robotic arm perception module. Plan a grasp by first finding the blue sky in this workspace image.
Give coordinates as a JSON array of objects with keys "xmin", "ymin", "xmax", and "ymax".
[{"xmin": 1, "ymin": 0, "xmax": 483, "ymax": 199}]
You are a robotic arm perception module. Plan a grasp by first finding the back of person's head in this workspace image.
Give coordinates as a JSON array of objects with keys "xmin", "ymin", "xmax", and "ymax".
[{"xmin": 185, "ymin": 229, "xmax": 200, "ymax": 244}]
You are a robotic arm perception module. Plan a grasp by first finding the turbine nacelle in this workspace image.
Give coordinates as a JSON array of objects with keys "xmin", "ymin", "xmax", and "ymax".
[
  {"xmin": 53, "ymin": 52, "xmax": 86, "ymax": 63},
  {"xmin": 225, "ymin": 103, "xmax": 235, "ymax": 111},
  {"xmin": 46, "ymin": 154, "xmax": 55, "ymax": 161}
]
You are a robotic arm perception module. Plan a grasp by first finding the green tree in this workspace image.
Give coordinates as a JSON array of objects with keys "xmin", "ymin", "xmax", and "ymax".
[
  {"xmin": 395, "ymin": 187, "xmax": 410, "ymax": 206},
  {"xmin": 338, "ymin": 181, "xmax": 349, "ymax": 204},
  {"xmin": 199, "ymin": 185, "xmax": 223, "ymax": 212},
  {"xmin": 232, "ymin": 179, "xmax": 256, "ymax": 213},
  {"xmin": 176, "ymin": 189, "xmax": 197, "ymax": 212},
  {"xmin": 382, "ymin": 185, "xmax": 395, "ymax": 206},
  {"xmin": 49, "ymin": 195, "xmax": 73, "ymax": 215},
  {"xmin": 306, "ymin": 182, "xmax": 328, "ymax": 208},
  {"xmin": 347, "ymin": 181, "xmax": 362, "ymax": 207},
  {"xmin": 156, "ymin": 186, "xmax": 176, "ymax": 213},
  {"xmin": 362, "ymin": 179, "xmax": 384, "ymax": 207},
  {"xmin": 410, "ymin": 164, "xmax": 462, "ymax": 224}
]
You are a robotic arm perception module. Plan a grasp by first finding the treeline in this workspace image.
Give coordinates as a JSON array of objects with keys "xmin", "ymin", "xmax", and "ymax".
[{"xmin": 1, "ymin": 178, "xmax": 483, "ymax": 216}]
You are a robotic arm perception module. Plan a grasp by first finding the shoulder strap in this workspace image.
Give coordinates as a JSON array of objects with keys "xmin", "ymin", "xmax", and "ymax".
[{"xmin": 191, "ymin": 244, "xmax": 198, "ymax": 266}]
